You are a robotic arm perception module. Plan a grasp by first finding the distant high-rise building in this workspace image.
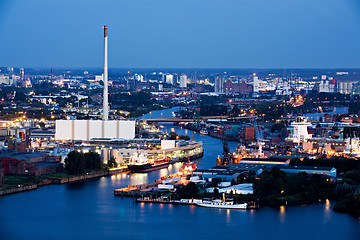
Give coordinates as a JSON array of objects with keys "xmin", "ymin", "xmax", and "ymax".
[
  {"xmin": 165, "ymin": 74, "xmax": 174, "ymax": 85},
  {"xmin": 253, "ymin": 74, "xmax": 259, "ymax": 97},
  {"xmin": 215, "ymin": 75, "xmax": 225, "ymax": 93},
  {"xmin": 127, "ymin": 77, "xmax": 136, "ymax": 90},
  {"xmin": 135, "ymin": 74, "xmax": 144, "ymax": 82},
  {"xmin": 180, "ymin": 74, "xmax": 187, "ymax": 88},
  {"xmin": 20, "ymin": 68, "xmax": 24, "ymax": 81}
]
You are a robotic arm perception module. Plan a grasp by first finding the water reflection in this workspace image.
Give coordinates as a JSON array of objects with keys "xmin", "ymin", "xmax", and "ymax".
[
  {"xmin": 279, "ymin": 205, "xmax": 286, "ymax": 223},
  {"xmin": 250, "ymin": 209, "xmax": 254, "ymax": 220},
  {"xmin": 325, "ymin": 199, "xmax": 331, "ymax": 210},
  {"xmin": 159, "ymin": 168, "xmax": 169, "ymax": 177},
  {"xmin": 324, "ymin": 199, "xmax": 332, "ymax": 223},
  {"xmin": 226, "ymin": 209, "xmax": 231, "ymax": 224},
  {"xmin": 189, "ymin": 205, "xmax": 196, "ymax": 215}
]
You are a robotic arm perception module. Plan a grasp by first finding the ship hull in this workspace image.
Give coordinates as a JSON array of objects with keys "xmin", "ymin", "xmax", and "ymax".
[
  {"xmin": 196, "ymin": 203, "xmax": 247, "ymax": 209},
  {"xmin": 127, "ymin": 162, "xmax": 170, "ymax": 173},
  {"xmin": 172, "ymin": 152, "xmax": 204, "ymax": 163}
]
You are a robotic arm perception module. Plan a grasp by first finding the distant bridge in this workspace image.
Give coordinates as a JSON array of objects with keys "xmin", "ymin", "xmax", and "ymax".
[
  {"xmin": 139, "ymin": 115, "xmax": 254, "ymax": 123},
  {"xmin": 140, "ymin": 118, "xmax": 193, "ymax": 123}
]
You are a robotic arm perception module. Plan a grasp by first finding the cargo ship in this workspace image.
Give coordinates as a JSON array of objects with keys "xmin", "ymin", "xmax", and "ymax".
[{"xmin": 127, "ymin": 152, "xmax": 171, "ymax": 173}]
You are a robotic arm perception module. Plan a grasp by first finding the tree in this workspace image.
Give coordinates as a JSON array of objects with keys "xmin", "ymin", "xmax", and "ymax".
[
  {"xmin": 65, "ymin": 151, "xmax": 86, "ymax": 174},
  {"xmin": 107, "ymin": 156, "xmax": 118, "ymax": 168},
  {"xmin": 232, "ymin": 105, "xmax": 240, "ymax": 116},
  {"xmin": 178, "ymin": 135, "xmax": 190, "ymax": 140},
  {"xmin": 14, "ymin": 91, "xmax": 27, "ymax": 102},
  {"xmin": 84, "ymin": 151, "xmax": 103, "ymax": 170},
  {"xmin": 290, "ymin": 157, "xmax": 301, "ymax": 166},
  {"xmin": 271, "ymin": 122, "xmax": 285, "ymax": 132},
  {"xmin": 343, "ymin": 170, "xmax": 360, "ymax": 185},
  {"xmin": 213, "ymin": 188, "xmax": 220, "ymax": 199},
  {"xmin": 169, "ymin": 132, "xmax": 178, "ymax": 140},
  {"xmin": 176, "ymin": 182, "xmax": 199, "ymax": 199}
]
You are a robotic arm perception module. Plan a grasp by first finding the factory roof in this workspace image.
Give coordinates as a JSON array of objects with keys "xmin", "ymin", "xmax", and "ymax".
[
  {"xmin": 0, "ymin": 152, "xmax": 48, "ymax": 161},
  {"xmin": 34, "ymin": 162, "xmax": 63, "ymax": 168},
  {"xmin": 279, "ymin": 165, "xmax": 335, "ymax": 171}
]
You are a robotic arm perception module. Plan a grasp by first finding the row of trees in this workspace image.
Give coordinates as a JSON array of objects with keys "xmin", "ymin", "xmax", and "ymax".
[
  {"xmin": 332, "ymin": 170, "xmax": 360, "ymax": 215},
  {"xmin": 290, "ymin": 156, "xmax": 360, "ymax": 174},
  {"xmin": 64, "ymin": 151, "xmax": 103, "ymax": 174},
  {"xmin": 169, "ymin": 132, "xmax": 190, "ymax": 140},
  {"xmin": 253, "ymin": 167, "xmax": 333, "ymax": 205}
]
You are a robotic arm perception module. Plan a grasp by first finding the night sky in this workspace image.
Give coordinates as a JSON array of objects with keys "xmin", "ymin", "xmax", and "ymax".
[{"xmin": 0, "ymin": 0, "xmax": 359, "ymax": 68}]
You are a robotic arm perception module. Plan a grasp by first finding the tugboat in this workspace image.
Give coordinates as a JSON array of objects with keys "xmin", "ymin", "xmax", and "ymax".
[
  {"xmin": 179, "ymin": 158, "xmax": 197, "ymax": 176},
  {"xmin": 127, "ymin": 152, "xmax": 171, "ymax": 173}
]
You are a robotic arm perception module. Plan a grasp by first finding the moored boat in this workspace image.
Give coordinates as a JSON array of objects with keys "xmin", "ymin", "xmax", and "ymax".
[
  {"xmin": 200, "ymin": 129, "xmax": 209, "ymax": 135},
  {"xmin": 196, "ymin": 199, "xmax": 247, "ymax": 209},
  {"xmin": 127, "ymin": 152, "xmax": 170, "ymax": 173}
]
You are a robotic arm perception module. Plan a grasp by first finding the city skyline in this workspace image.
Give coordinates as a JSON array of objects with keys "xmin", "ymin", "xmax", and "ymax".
[{"xmin": 0, "ymin": 0, "xmax": 360, "ymax": 69}]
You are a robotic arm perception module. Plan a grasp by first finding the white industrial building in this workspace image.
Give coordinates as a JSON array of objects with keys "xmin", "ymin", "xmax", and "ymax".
[
  {"xmin": 95, "ymin": 75, "xmax": 103, "ymax": 82},
  {"xmin": 206, "ymin": 183, "xmax": 254, "ymax": 195},
  {"xmin": 55, "ymin": 27, "xmax": 137, "ymax": 143},
  {"xmin": 55, "ymin": 120, "xmax": 135, "ymax": 141},
  {"xmin": 319, "ymin": 80, "xmax": 335, "ymax": 93}
]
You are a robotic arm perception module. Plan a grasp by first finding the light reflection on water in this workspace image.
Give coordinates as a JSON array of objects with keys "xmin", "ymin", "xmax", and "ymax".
[
  {"xmin": 324, "ymin": 199, "xmax": 332, "ymax": 223},
  {"xmin": 226, "ymin": 209, "xmax": 231, "ymax": 224},
  {"xmin": 279, "ymin": 205, "xmax": 286, "ymax": 223}
]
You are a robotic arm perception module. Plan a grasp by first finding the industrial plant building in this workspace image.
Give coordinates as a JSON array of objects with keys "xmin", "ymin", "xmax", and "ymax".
[{"xmin": 55, "ymin": 120, "xmax": 136, "ymax": 141}]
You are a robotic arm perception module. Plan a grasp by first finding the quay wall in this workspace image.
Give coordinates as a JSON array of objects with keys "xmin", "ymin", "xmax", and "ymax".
[
  {"xmin": 0, "ymin": 168, "xmax": 128, "ymax": 196},
  {"xmin": 0, "ymin": 184, "xmax": 38, "ymax": 196}
]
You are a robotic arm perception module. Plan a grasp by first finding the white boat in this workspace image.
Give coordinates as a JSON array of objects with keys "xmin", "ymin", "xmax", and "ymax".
[
  {"xmin": 199, "ymin": 129, "xmax": 208, "ymax": 135},
  {"xmin": 196, "ymin": 199, "xmax": 247, "ymax": 209}
]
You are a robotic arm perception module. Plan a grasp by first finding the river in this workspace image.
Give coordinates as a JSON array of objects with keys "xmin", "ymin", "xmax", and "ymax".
[{"xmin": 0, "ymin": 107, "xmax": 359, "ymax": 240}]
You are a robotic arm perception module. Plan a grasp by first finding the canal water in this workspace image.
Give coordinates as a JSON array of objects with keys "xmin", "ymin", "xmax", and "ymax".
[
  {"xmin": 0, "ymin": 108, "xmax": 359, "ymax": 240},
  {"xmin": 304, "ymin": 107, "xmax": 348, "ymax": 120}
]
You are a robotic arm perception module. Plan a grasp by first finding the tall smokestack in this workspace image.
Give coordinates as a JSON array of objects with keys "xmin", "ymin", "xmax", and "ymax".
[{"xmin": 103, "ymin": 25, "xmax": 109, "ymax": 120}]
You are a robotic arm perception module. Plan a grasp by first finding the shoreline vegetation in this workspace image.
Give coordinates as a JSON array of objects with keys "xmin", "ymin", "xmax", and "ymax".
[
  {"xmin": 0, "ymin": 151, "xmax": 127, "ymax": 196},
  {"xmin": 251, "ymin": 157, "xmax": 360, "ymax": 216}
]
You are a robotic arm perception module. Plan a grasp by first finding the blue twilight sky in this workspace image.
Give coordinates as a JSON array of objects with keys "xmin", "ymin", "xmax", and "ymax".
[{"xmin": 0, "ymin": 0, "xmax": 360, "ymax": 69}]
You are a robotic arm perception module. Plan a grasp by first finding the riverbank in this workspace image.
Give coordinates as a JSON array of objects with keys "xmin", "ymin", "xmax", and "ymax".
[{"xmin": 0, "ymin": 167, "xmax": 128, "ymax": 196}]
